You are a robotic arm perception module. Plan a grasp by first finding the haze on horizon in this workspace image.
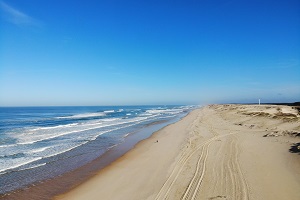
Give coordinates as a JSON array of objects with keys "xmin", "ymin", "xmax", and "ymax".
[{"xmin": 0, "ymin": 0, "xmax": 299, "ymax": 106}]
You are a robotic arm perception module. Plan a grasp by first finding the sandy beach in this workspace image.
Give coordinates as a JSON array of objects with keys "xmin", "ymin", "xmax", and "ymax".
[{"xmin": 57, "ymin": 104, "xmax": 300, "ymax": 200}]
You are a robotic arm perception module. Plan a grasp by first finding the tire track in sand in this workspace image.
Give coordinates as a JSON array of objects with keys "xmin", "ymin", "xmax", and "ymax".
[
  {"xmin": 155, "ymin": 109, "xmax": 249, "ymax": 200},
  {"xmin": 180, "ymin": 124, "xmax": 229, "ymax": 200},
  {"xmin": 155, "ymin": 132, "xmax": 233, "ymax": 200},
  {"xmin": 181, "ymin": 135, "xmax": 249, "ymax": 200},
  {"xmin": 219, "ymin": 135, "xmax": 249, "ymax": 200},
  {"xmin": 180, "ymin": 124, "xmax": 222, "ymax": 200},
  {"xmin": 181, "ymin": 139, "xmax": 212, "ymax": 200},
  {"xmin": 231, "ymin": 135, "xmax": 249, "ymax": 200}
]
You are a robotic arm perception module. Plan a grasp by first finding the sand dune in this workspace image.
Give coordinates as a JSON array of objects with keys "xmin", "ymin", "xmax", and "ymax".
[{"xmin": 57, "ymin": 104, "xmax": 300, "ymax": 200}]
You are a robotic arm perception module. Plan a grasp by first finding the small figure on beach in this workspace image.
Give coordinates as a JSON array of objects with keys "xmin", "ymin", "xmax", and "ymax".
[{"xmin": 156, "ymin": 140, "xmax": 158, "ymax": 143}]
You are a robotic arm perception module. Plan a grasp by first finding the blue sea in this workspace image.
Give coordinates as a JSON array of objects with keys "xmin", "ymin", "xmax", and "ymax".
[{"xmin": 0, "ymin": 105, "xmax": 195, "ymax": 194}]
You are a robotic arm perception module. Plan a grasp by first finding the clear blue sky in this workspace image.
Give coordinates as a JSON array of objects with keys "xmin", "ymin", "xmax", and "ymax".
[{"xmin": 0, "ymin": 0, "xmax": 299, "ymax": 106}]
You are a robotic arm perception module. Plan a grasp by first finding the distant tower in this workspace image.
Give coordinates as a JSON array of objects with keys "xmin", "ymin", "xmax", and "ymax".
[{"xmin": 259, "ymin": 99, "xmax": 261, "ymax": 105}]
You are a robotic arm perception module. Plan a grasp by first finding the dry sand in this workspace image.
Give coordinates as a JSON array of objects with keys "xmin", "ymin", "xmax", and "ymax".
[{"xmin": 57, "ymin": 104, "xmax": 300, "ymax": 200}]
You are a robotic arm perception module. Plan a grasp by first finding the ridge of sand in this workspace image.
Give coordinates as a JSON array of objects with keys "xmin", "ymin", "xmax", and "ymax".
[{"xmin": 57, "ymin": 105, "xmax": 300, "ymax": 200}]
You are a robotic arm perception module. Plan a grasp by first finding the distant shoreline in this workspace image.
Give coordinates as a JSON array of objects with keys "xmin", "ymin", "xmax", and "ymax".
[
  {"xmin": 56, "ymin": 104, "xmax": 300, "ymax": 200},
  {"xmin": 0, "ymin": 107, "xmax": 189, "ymax": 200},
  {"xmin": 2, "ymin": 104, "xmax": 300, "ymax": 200}
]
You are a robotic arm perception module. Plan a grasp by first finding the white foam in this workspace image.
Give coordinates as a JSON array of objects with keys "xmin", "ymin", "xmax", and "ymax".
[
  {"xmin": 0, "ymin": 157, "xmax": 43, "ymax": 173},
  {"xmin": 0, "ymin": 144, "xmax": 17, "ymax": 148},
  {"xmin": 104, "ymin": 110, "xmax": 115, "ymax": 113},
  {"xmin": 31, "ymin": 123, "xmax": 79, "ymax": 131},
  {"xmin": 19, "ymin": 163, "xmax": 47, "ymax": 171},
  {"xmin": 107, "ymin": 144, "xmax": 119, "ymax": 150},
  {"xmin": 15, "ymin": 117, "xmax": 148, "ymax": 145},
  {"xmin": 41, "ymin": 141, "xmax": 90, "ymax": 159},
  {"xmin": 56, "ymin": 112, "xmax": 106, "ymax": 119},
  {"xmin": 1, "ymin": 119, "xmax": 144, "ymax": 173},
  {"xmin": 101, "ymin": 118, "xmax": 118, "ymax": 122},
  {"xmin": 139, "ymin": 113, "xmax": 152, "ymax": 116},
  {"xmin": 28, "ymin": 147, "xmax": 49, "ymax": 154},
  {"xmin": 146, "ymin": 108, "xmax": 185, "ymax": 116},
  {"xmin": 88, "ymin": 120, "xmax": 145, "ymax": 141},
  {"xmin": 0, "ymin": 106, "xmax": 192, "ymax": 175},
  {"xmin": 146, "ymin": 109, "xmax": 165, "ymax": 114}
]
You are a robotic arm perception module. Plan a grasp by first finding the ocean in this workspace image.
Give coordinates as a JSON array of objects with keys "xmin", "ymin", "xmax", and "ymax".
[{"xmin": 0, "ymin": 105, "xmax": 195, "ymax": 195}]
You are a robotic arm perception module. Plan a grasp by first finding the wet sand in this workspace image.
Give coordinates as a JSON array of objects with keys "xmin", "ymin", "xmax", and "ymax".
[
  {"xmin": 57, "ymin": 104, "xmax": 300, "ymax": 200},
  {"xmin": 1, "ymin": 118, "xmax": 183, "ymax": 200}
]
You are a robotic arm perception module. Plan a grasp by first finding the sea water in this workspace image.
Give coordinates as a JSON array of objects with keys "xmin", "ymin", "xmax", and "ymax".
[{"xmin": 0, "ymin": 105, "xmax": 195, "ymax": 194}]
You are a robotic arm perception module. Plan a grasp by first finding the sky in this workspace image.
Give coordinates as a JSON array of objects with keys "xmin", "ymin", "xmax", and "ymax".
[{"xmin": 0, "ymin": 0, "xmax": 299, "ymax": 106}]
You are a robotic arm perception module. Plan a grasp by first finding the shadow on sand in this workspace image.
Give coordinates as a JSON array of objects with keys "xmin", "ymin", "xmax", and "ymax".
[{"xmin": 289, "ymin": 142, "xmax": 300, "ymax": 154}]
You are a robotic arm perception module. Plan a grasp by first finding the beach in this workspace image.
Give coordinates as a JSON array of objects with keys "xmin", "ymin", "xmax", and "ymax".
[
  {"xmin": 0, "ymin": 106, "xmax": 192, "ymax": 199},
  {"xmin": 56, "ymin": 104, "xmax": 300, "ymax": 200},
  {"xmin": 2, "ymin": 0, "xmax": 299, "ymax": 199}
]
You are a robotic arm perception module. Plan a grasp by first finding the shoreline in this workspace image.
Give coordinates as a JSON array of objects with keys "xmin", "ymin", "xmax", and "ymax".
[
  {"xmin": 57, "ymin": 104, "xmax": 300, "ymax": 200},
  {"xmin": 56, "ymin": 108, "xmax": 200, "ymax": 200},
  {"xmin": 1, "ymin": 112, "xmax": 189, "ymax": 200}
]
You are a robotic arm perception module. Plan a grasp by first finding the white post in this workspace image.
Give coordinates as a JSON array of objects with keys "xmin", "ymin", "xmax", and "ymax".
[{"xmin": 259, "ymin": 99, "xmax": 261, "ymax": 105}]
